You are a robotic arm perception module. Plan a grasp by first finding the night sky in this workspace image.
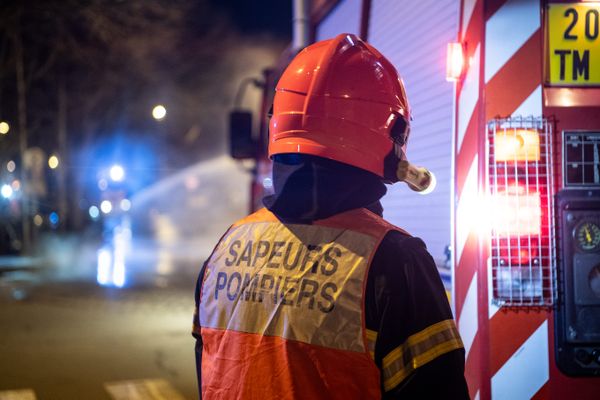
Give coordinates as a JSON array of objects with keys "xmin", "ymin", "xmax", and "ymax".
[{"xmin": 210, "ymin": 0, "xmax": 292, "ymax": 36}]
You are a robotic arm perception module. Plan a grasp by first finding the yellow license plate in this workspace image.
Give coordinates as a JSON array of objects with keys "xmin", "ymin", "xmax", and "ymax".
[{"xmin": 547, "ymin": 3, "xmax": 600, "ymax": 85}]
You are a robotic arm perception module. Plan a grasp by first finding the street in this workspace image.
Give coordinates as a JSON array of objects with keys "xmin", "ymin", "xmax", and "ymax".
[{"xmin": 0, "ymin": 276, "xmax": 199, "ymax": 400}]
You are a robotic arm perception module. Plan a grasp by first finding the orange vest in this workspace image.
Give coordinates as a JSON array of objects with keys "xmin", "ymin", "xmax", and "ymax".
[{"xmin": 198, "ymin": 207, "xmax": 406, "ymax": 399}]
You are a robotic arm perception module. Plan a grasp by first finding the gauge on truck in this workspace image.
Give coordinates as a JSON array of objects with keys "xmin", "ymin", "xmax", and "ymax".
[{"xmin": 573, "ymin": 221, "xmax": 600, "ymax": 252}]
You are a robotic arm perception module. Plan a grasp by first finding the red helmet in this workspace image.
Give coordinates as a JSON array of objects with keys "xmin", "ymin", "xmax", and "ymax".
[{"xmin": 268, "ymin": 33, "xmax": 411, "ymax": 182}]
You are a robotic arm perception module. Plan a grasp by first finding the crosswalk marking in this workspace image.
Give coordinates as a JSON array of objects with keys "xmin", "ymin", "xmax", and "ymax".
[
  {"xmin": 104, "ymin": 378, "xmax": 186, "ymax": 400},
  {"xmin": 0, "ymin": 389, "xmax": 37, "ymax": 400}
]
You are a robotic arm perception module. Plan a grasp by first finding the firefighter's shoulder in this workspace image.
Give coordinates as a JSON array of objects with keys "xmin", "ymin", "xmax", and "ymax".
[{"xmin": 371, "ymin": 230, "xmax": 440, "ymax": 291}]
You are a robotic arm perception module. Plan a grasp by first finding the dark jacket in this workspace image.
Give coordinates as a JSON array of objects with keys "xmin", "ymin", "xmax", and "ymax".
[{"xmin": 193, "ymin": 154, "xmax": 469, "ymax": 399}]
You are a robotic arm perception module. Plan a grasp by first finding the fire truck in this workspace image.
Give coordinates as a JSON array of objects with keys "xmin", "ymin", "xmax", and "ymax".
[{"xmin": 230, "ymin": 0, "xmax": 600, "ymax": 398}]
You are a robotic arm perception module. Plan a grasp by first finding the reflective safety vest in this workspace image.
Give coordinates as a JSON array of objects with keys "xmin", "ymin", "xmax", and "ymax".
[{"xmin": 198, "ymin": 207, "xmax": 408, "ymax": 399}]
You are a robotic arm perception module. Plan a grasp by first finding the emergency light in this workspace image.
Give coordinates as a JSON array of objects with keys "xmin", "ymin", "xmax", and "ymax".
[
  {"xmin": 446, "ymin": 42, "xmax": 464, "ymax": 82},
  {"xmin": 489, "ymin": 185, "xmax": 542, "ymax": 236},
  {"xmin": 487, "ymin": 117, "xmax": 555, "ymax": 306},
  {"xmin": 494, "ymin": 129, "xmax": 541, "ymax": 162}
]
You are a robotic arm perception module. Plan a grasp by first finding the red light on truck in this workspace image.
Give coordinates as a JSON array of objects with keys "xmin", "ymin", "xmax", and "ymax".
[{"xmin": 446, "ymin": 42, "xmax": 464, "ymax": 82}]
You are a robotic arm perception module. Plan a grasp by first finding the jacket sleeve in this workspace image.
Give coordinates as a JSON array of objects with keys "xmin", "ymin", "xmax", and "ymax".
[{"xmin": 365, "ymin": 231, "xmax": 469, "ymax": 399}]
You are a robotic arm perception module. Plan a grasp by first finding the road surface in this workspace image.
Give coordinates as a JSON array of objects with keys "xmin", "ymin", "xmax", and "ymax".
[{"xmin": 0, "ymin": 278, "xmax": 199, "ymax": 400}]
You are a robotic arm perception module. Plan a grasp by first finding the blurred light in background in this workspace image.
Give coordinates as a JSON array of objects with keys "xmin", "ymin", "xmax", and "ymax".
[
  {"xmin": 152, "ymin": 104, "xmax": 167, "ymax": 121},
  {"xmin": 49, "ymin": 212, "xmax": 59, "ymax": 226},
  {"xmin": 89, "ymin": 205, "xmax": 100, "ymax": 219},
  {"xmin": 6, "ymin": 160, "xmax": 15, "ymax": 172},
  {"xmin": 33, "ymin": 214, "xmax": 43, "ymax": 227},
  {"xmin": 110, "ymin": 164, "xmax": 125, "ymax": 182},
  {"xmin": 112, "ymin": 225, "xmax": 130, "ymax": 288},
  {"xmin": 262, "ymin": 177, "xmax": 273, "ymax": 189},
  {"xmin": 1, "ymin": 184, "xmax": 13, "ymax": 199},
  {"xmin": 48, "ymin": 155, "xmax": 60, "ymax": 169},
  {"xmin": 97, "ymin": 248, "xmax": 112, "ymax": 286},
  {"xmin": 11, "ymin": 180, "xmax": 20, "ymax": 191},
  {"xmin": 100, "ymin": 200, "xmax": 113, "ymax": 214},
  {"xmin": 120, "ymin": 198, "xmax": 131, "ymax": 212},
  {"xmin": 98, "ymin": 178, "xmax": 108, "ymax": 191},
  {"xmin": 97, "ymin": 222, "xmax": 131, "ymax": 288},
  {"xmin": 0, "ymin": 121, "xmax": 9, "ymax": 135}
]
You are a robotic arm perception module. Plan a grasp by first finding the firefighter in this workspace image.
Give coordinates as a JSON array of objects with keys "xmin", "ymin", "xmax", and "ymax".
[{"xmin": 192, "ymin": 33, "xmax": 469, "ymax": 399}]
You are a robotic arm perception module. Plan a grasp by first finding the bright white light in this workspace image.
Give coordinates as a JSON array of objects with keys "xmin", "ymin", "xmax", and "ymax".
[
  {"xmin": 6, "ymin": 160, "xmax": 15, "ymax": 172},
  {"xmin": 1, "ymin": 184, "xmax": 13, "ymax": 199},
  {"xmin": 48, "ymin": 155, "xmax": 59, "ymax": 169},
  {"xmin": 100, "ymin": 200, "xmax": 113, "ymax": 214},
  {"xmin": 112, "ymin": 227, "xmax": 129, "ymax": 288},
  {"xmin": 109, "ymin": 165, "xmax": 125, "ymax": 182},
  {"xmin": 97, "ymin": 248, "xmax": 112, "ymax": 285},
  {"xmin": 89, "ymin": 205, "xmax": 100, "ymax": 219},
  {"xmin": 490, "ymin": 189, "xmax": 542, "ymax": 236},
  {"xmin": 120, "ymin": 198, "xmax": 131, "ymax": 211},
  {"xmin": 112, "ymin": 257, "xmax": 126, "ymax": 287},
  {"xmin": 152, "ymin": 105, "xmax": 167, "ymax": 120},
  {"xmin": 0, "ymin": 121, "xmax": 9, "ymax": 135}
]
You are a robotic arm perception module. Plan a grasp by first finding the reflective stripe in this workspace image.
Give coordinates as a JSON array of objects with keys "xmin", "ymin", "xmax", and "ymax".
[
  {"xmin": 382, "ymin": 319, "xmax": 464, "ymax": 392},
  {"xmin": 366, "ymin": 329, "xmax": 378, "ymax": 359}
]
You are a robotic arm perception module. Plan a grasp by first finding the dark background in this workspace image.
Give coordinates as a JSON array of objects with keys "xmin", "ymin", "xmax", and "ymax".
[{"xmin": 0, "ymin": 0, "xmax": 291, "ymax": 231}]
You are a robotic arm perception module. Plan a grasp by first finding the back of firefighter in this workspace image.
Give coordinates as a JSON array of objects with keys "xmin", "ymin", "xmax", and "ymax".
[{"xmin": 192, "ymin": 33, "xmax": 469, "ymax": 399}]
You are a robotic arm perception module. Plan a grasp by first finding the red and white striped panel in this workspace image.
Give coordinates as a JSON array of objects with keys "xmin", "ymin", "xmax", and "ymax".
[
  {"xmin": 454, "ymin": 0, "xmax": 548, "ymax": 399},
  {"xmin": 454, "ymin": 0, "xmax": 486, "ymax": 397}
]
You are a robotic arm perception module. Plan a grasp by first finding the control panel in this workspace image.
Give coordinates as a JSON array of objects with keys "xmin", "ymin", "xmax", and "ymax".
[{"xmin": 555, "ymin": 190, "xmax": 600, "ymax": 376}]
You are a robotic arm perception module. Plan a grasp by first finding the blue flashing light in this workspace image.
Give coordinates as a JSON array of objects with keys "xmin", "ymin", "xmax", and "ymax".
[{"xmin": 49, "ymin": 212, "xmax": 59, "ymax": 226}]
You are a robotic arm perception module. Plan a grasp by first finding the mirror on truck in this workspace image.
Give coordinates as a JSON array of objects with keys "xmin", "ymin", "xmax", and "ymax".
[{"xmin": 229, "ymin": 110, "xmax": 256, "ymax": 159}]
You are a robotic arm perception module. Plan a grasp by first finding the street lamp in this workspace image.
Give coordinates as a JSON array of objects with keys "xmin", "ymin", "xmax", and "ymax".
[
  {"xmin": 109, "ymin": 164, "xmax": 125, "ymax": 182},
  {"xmin": 0, "ymin": 121, "xmax": 9, "ymax": 135},
  {"xmin": 48, "ymin": 155, "xmax": 59, "ymax": 169},
  {"xmin": 100, "ymin": 200, "xmax": 113, "ymax": 214},
  {"xmin": 6, "ymin": 160, "xmax": 16, "ymax": 173},
  {"xmin": 152, "ymin": 105, "xmax": 167, "ymax": 121}
]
